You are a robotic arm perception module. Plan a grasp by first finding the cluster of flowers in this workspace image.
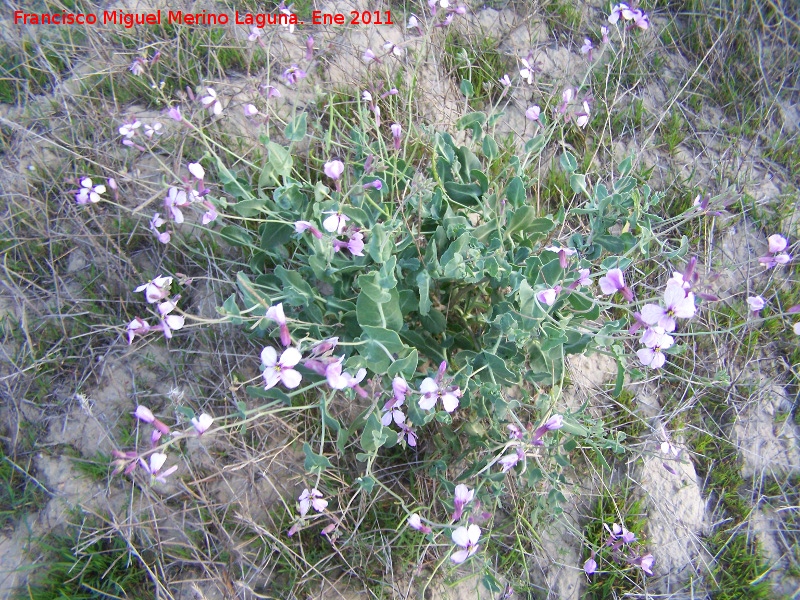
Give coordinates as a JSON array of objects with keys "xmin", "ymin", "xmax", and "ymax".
[
  {"xmin": 608, "ymin": 3, "xmax": 650, "ymax": 30},
  {"xmin": 584, "ymin": 522, "xmax": 654, "ymax": 576},
  {"xmin": 112, "ymin": 405, "xmax": 213, "ymax": 485},
  {"xmin": 496, "ymin": 416, "xmax": 564, "ymax": 473},
  {"xmin": 119, "ymin": 117, "xmax": 164, "ymax": 150},
  {"xmin": 126, "ymin": 275, "xmax": 185, "ymax": 343},
  {"xmin": 748, "ymin": 234, "xmax": 799, "ymax": 333},
  {"xmin": 151, "ymin": 161, "xmax": 217, "ymax": 245},
  {"xmin": 74, "ymin": 176, "xmax": 115, "ymax": 205}
]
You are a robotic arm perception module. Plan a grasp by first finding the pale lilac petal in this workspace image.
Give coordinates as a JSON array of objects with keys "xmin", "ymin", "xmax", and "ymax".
[
  {"xmin": 281, "ymin": 368, "xmax": 302, "ymax": 389},
  {"xmin": 640, "ymin": 304, "xmax": 666, "ymax": 325},
  {"xmin": 261, "ymin": 346, "xmax": 278, "ymax": 366}
]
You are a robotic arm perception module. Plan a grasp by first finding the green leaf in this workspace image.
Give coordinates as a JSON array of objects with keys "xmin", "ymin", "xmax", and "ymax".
[
  {"xmin": 443, "ymin": 181, "xmax": 482, "ymax": 207},
  {"xmin": 274, "ymin": 265, "xmax": 315, "ymax": 306},
  {"xmin": 284, "ymin": 113, "xmax": 308, "ymax": 141},
  {"xmin": 260, "ymin": 222, "xmax": 293, "ymax": 250},
  {"xmin": 259, "ymin": 141, "xmax": 293, "ymax": 187},
  {"xmin": 231, "ymin": 198, "xmax": 267, "ymax": 217},
  {"xmin": 459, "ymin": 79, "xmax": 474, "ymax": 98},
  {"xmin": 356, "ymin": 273, "xmax": 403, "ymax": 330},
  {"xmin": 506, "ymin": 210, "xmax": 553, "ymax": 240},
  {"xmin": 303, "ymin": 442, "xmax": 332, "ymax": 474},
  {"xmin": 367, "ymin": 222, "xmax": 392, "ymax": 264},
  {"xmin": 361, "ymin": 326, "xmax": 406, "ymax": 353},
  {"xmin": 388, "ymin": 350, "xmax": 419, "ymax": 379},
  {"xmin": 559, "ymin": 151, "xmax": 578, "ymax": 173},
  {"xmin": 618, "ymin": 155, "xmax": 633, "ymax": 176},
  {"xmin": 505, "ymin": 176, "xmax": 526, "ymax": 207},
  {"xmin": 360, "ymin": 413, "xmax": 388, "ymax": 453},
  {"xmin": 569, "ymin": 173, "xmax": 589, "ymax": 196},
  {"xmin": 524, "ymin": 135, "xmax": 545, "ymax": 154},
  {"xmin": 476, "ymin": 351, "xmax": 518, "ymax": 385},
  {"xmin": 482, "ymin": 135, "xmax": 499, "ymax": 160},
  {"xmin": 357, "ymin": 476, "xmax": 376, "ymax": 493},
  {"xmin": 560, "ymin": 419, "xmax": 589, "ymax": 437},
  {"xmin": 219, "ymin": 226, "xmax": 253, "ymax": 247},
  {"xmin": 417, "ymin": 270, "xmax": 432, "ymax": 315},
  {"xmin": 456, "ymin": 111, "xmax": 485, "ymax": 139},
  {"xmin": 220, "ymin": 294, "xmax": 243, "ymax": 324}
]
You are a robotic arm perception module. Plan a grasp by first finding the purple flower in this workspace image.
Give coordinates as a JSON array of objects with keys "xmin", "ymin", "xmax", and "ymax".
[
  {"xmin": 452, "ymin": 484, "xmax": 474, "ymax": 521},
  {"xmin": 362, "ymin": 48, "xmax": 377, "ymax": 63},
  {"xmin": 243, "ymin": 104, "xmax": 259, "ymax": 117},
  {"xmin": 139, "ymin": 452, "xmax": 178, "ymax": 484},
  {"xmin": 584, "ymin": 557, "xmax": 597, "ymax": 575},
  {"xmin": 325, "ymin": 358, "xmax": 366, "ymax": 392},
  {"xmin": 640, "ymin": 282, "xmax": 696, "ymax": 332},
  {"xmin": 545, "ymin": 245, "xmax": 577, "ymax": 268},
  {"xmin": 191, "ymin": 413, "xmax": 213, "ymax": 435},
  {"xmin": 636, "ymin": 327, "xmax": 673, "ymax": 369},
  {"xmin": 305, "ymin": 35, "xmax": 314, "ymax": 61},
  {"xmin": 135, "ymin": 275, "xmax": 173, "ymax": 304},
  {"xmin": 126, "ymin": 317, "xmax": 151, "ymax": 344},
  {"xmin": 499, "ymin": 74, "xmax": 512, "ymax": 87},
  {"xmin": 407, "ymin": 514, "xmax": 432, "ymax": 533},
  {"xmin": 363, "ymin": 180, "xmax": 382, "ymax": 190},
  {"xmin": 498, "ymin": 448, "xmax": 524, "ymax": 472},
  {"xmin": 631, "ymin": 553, "xmax": 654, "ymax": 575},
  {"xmin": 391, "ymin": 123, "xmax": 402, "ymax": 150},
  {"xmin": 608, "ymin": 3, "xmax": 629, "ymax": 24},
  {"xmin": 747, "ymin": 295, "xmax": 766, "ymax": 315},
  {"xmin": 598, "ymin": 268, "xmax": 634, "ymax": 301},
  {"xmin": 200, "ymin": 88, "xmax": 222, "ymax": 115},
  {"xmin": 532, "ymin": 414, "xmax": 563, "ymax": 445},
  {"xmin": 519, "ymin": 58, "xmax": 536, "ymax": 84},
  {"xmin": 581, "ymin": 38, "xmax": 593, "ymax": 61},
  {"xmin": 266, "ymin": 303, "xmax": 292, "ymax": 347},
  {"xmin": 768, "ymin": 234, "xmax": 788, "ymax": 253},
  {"xmin": 298, "ymin": 488, "xmax": 327, "ymax": 516},
  {"xmin": 525, "ymin": 105, "xmax": 541, "ymax": 121},
  {"xmin": 400, "ymin": 424, "xmax": 417, "ymax": 446},
  {"xmin": 601, "ymin": 26, "xmax": 609, "ymax": 44},
  {"xmin": 150, "ymin": 213, "xmax": 171, "ymax": 244},
  {"xmin": 261, "ymin": 346, "xmax": 302, "ymax": 389},
  {"xmin": 154, "ymin": 298, "xmax": 184, "ymax": 339},
  {"xmin": 282, "ymin": 65, "xmax": 307, "ymax": 85},
  {"xmin": 537, "ymin": 286, "xmax": 561, "ymax": 306},
  {"xmin": 451, "ymin": 524, "xmax": 481, "ymax": 563},
  {"xmin": 418, "ymin": 376, "xmax": 461, "ymax": 413},
  {"xmin": 322, "ymin": 211, "xmax": 349, "ymax": 234},
  {"xmin": 323, "ymin": 160, "xmax": 345, "ymax": 181},
  {"xmin": 75, "ymin": 177, "xmax": 106, "ymax": 204},
  {"xmin": 295, "ymin": 220, "xmax": 323, "ymax": 239},
  {"xmin": 630, "ymin": 9, "xmax": 649, "ymax": 30},
  {"xmin": 167, "ymin": 106, "xmax": 183, "ymax": 121}
]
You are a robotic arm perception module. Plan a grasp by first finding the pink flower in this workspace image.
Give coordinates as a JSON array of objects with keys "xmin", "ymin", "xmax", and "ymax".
[
  {"xmin": 261, "ymin": 347, "xmax": 303, "ymax": 389},
  {"xmin": 322, "ymin": 212, "xmax": 349, "ymax": 234},
  {"xmin": 584, "ymin": 556, "xmax": 597, "ymax": 575},
  {"xmin": 333, "ymin": 231, "xmax": 365, "ymax": 256},
  {"xmin": 75, "ymin": 177, "xmax": 106, "ymax": 204},
  {"xmin": 407, "ymin": 514, "xmax": 432, "ymax": 534},
  {"xmin": 507, "ymin": 424, "xmax": 524, "ymax": 439},
  {"xmin": 200, "ymin": 88, "xmax": 222, "ymax": 115},
  {"xmin": 598, "ymin": 268, "xmax": 634, "ymax": 301},
  {"xmin": 381, "ymin": 395, "xmax": 405, "ymax": 426},
  {"xmin": 324, "ymin": 160, "xmax": 345, "ymax": 181},
  {"xmin": 362, "ymin": 48, "xmax": 377, "ymax": 63},
  {"xmin": 324, "ymin": 358, "xmax": 366, "ymax": 394},
  {"xmin": 418, "ymin": 377, "xmax": 461, "ymax": 413},
  {"xmin": 630, "ymin": 9, "xmax": 649, "ymax": 30},
  {"xmin": 155, "ymin": 299, "xmax": 185, "ymax": 339},
  {"xmin": 305, "ymin": 35, "xmax": 314, "ymax": 61},
  {"xmin": 519, "ymin": 58, "xmax": 536, "ymax": 84},
  {"xmin": 768, "ymin": 234, "xmax": 788, "ymax": 253},
  {"xmin": 188, "ymin": 162, "xmax": 205, "ymax": 180},
  {"xmin": 143, "ymin": 122, "xmax": 163, "ymax": 138},
  {"xmin": 581, "ymin": 38, "xmax": 593, "ymax": 60},
  {"xmin": 119, "ymin": 120, "xmax": 141, "ymax": 138},
  {"xmin": 558, "ymin": 88, "xmax": 575, "ymax": 113},
  {"xmin": 451, "ymin": 524, "xmax": 481, "ymax": 563},
  {"xmin": 640, "ymin": 282, "xmax": 696, "ymax": 332},
  {"xmin": 164, "ymin": 187, "xmax": 187, "ymax": 223},
  {"xmin": 545, "ymin": 245, "xmax": 577, "ymax": 268},
  {"xmin": 298, "ymin": 488, "xmax": 327, "ymax": 516},
  {"xmin": 532, "ymin": 414, "xmax": 563, "ymax": 445},
  {"xmin": 139, "ymin": 452, "xmax": 178, "ymax": 484},
  {"xmin": 248, "ymin": 26, "xmax": 262, "ymax": 42},
  {"xmin": 632, "ymin": 553, "xmax": 654, "ymax": 575},
  {"xmin": 747, "ymin": 295, "xmax": 765, "ymax": 315},
  {"xmin": 499, "ymin": 74, "xmax": 512, "ymax": 87},
  {"xmin": 191, "ymin": 413, "xmax": 213, "ymax": 435},
  {"xmin": 452, "ymin": 484, "xmax": 474, "ymax": 521},
  {"xmin": 400, "ymin": 424, "xmax": 417, "ymax": 446},
  {"xmin": 363, "ymin": 180, "xmax": 382, "ymax": 190},
  {"xmin": 295, "ymin": 220, "xmax": 323, "ymax": 238},
  {"xmin": 135, "ymin": 275, "xmax": 173, "ymax": 303},
  {"xmin": 601, "ymin": 26, "xmax": 609, "ymax": 44},
  {"xmin": 391, "ymin": 123, "xmax": 402, "ymax": 150},
  {"xmin": 575, "ymin": 101, "xmax": 591, "ymax": 128},
  {"xmin": 392, "ymin": 377, "xmax": 409, "ymax": 403},
  {"xmin": 167, "ymin": 106, "xmax": 183, "ymax": 121},
  {"xmin": 266, "ymin": 303, "xmax": 292, "ymax": 347},
  {"xmin": 537, "ymin": 286, "xmax": 561, "ymax": 306},
  {"xmin": 498, "ymin": 449, "xmax": 524, "ymax": 472},
  {"xmin": 608, "ymin": 3, "xmax": 629, "ymax": 24},
  {"xmin": 129, "ymin": 57, "xmax": 147, "ymax": 76},
  {"xmin": 283, "ymin": 65, "xmax": 307, "ymax": 85},
  {"xmin": 126, "ymin": 317, "xmax": 150, "ymax": 344},
  {"xmin": 636, "ymin": 327, "xmax": 673, "ymax": 369},
  {"xmin": 201, "ymin": 202, "xmax": 218, "ymax": 225},
  {"xmin": 576, "ymin": 269, "xmax": 591, "ymax": 287},
  {"xmin": 525, "ymin": 105, "xmax": 541, "ymax": 121},
  {"xmin": 150, "ymin": 213, "xmax": 171, "ymax": 244}
]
